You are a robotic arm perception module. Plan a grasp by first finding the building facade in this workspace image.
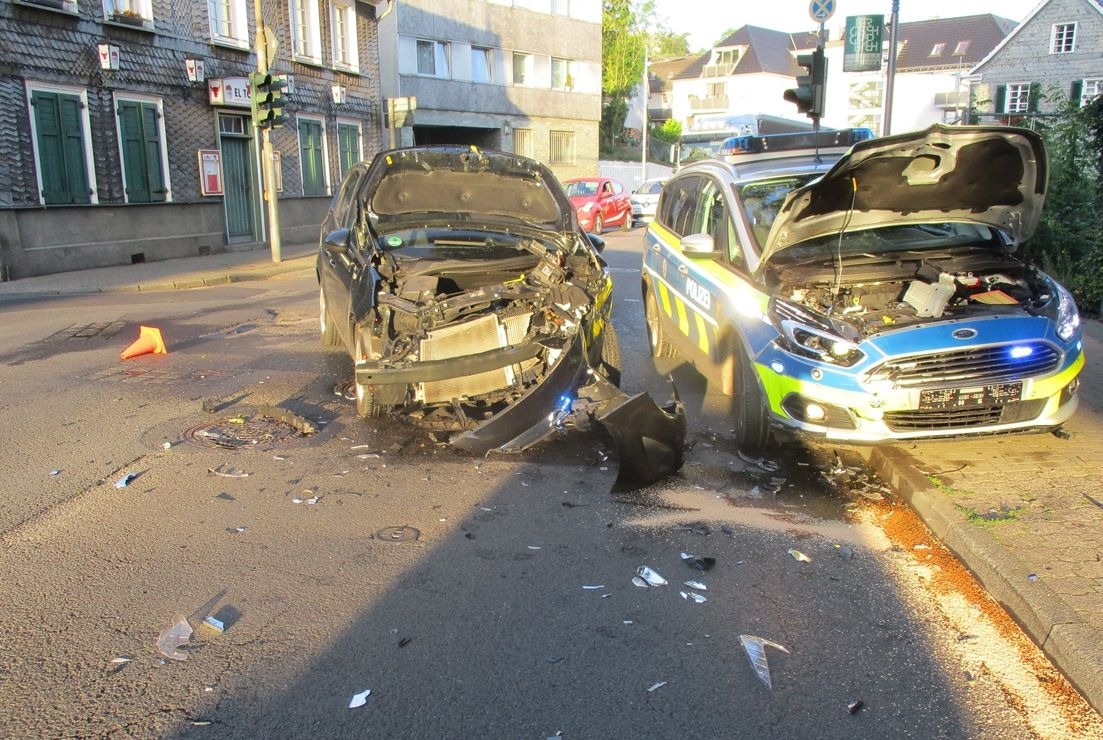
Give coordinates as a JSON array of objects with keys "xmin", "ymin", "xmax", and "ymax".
[
  {"xmin": 969, "ymin": 0, "xmax": 1103, "ymax": 121},
  {"xmin": 0, "ymin": 0, "xmax": 388, "ymax": 280},
  {"xmin": 376, "ymin": 0, "xmax": 602, "ymax": 180}
]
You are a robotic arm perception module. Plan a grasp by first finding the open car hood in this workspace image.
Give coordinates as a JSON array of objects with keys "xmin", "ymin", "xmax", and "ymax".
[
  {"xmin": 761, "ymin": 125, "xmax": 1047, "ymax": 263},
  {"xmin": 364, "ymin": 146, "xmax": 576, "ymax": 232}
]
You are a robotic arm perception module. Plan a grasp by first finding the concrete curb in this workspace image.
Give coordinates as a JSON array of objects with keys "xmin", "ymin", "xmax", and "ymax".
[{"xmin": 870, "ymin": 445, "xmax": 1103, "ymax": 715}]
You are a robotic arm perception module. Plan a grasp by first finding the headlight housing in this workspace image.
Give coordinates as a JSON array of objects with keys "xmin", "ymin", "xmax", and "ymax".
[
  {"xmin": 1053, "ymin": 281, "xmax": 1080, "ymax": 342},
  {"xmin": 769, "ymin": 297, "xmax": 866, "ymax": 367}
]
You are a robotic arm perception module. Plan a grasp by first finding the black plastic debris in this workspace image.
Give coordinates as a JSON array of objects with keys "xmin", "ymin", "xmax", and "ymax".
[
  {"xmin": 674, "ymin": 523, "xmax": 711, "ymax": 536},
  {"xmin": 398, "ymin": 637, "xmax": 412, "ymax": 648},
  {"xmin": 216, "ymin": 492, "xmax": 236, "ymax": 502},
  {"xmin": 680, "ymin": 552, "xmax": 716, "ymax": 571},
  {"xmin": 848, "ymin": 700, "xmax": 864, "ymax": 715},
  {"xmin": 258, "ymin": 405, "xmax": 318, "ymax": 435},
  {"xmin": 737, "ymin": 449, "xmax": 780, "ymax": 473}
]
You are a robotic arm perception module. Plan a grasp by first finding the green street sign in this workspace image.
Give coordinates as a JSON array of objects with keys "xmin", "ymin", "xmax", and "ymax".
[{"xmin": 844, "ymin": 15, "xmax": 884, "ymax": 72}]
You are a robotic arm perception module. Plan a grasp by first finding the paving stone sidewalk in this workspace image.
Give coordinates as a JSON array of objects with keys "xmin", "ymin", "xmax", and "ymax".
[{"xmin": 871, "ymin": 317, "xmax": 1103, "ymax": 715}]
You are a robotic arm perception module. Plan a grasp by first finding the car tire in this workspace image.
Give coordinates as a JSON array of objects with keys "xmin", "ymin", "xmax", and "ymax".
[
  {"xmin": 598, "ymin": 323, "xmax": 622, "ymax": 387},
  {"xmin": 620, "ymin": 210, "xmax": 631, "ymax": 231},
  {"xmin": 354, "ymin": 331, "xmax": 385, "ymax": 419},
  {"xmin": 319, "ymin": 286, "xmax": 341, "ymax": 348},
  {"xmin": 593, "ymin": 215, "xmax": 603, "ymax": 234},
  {"xmin": 732, "ymin": 344, "xmax": 771, "ymax": 451},
  {"xmin": 644, "ymin": 285, "xmax": 676, "ymax": 359}
]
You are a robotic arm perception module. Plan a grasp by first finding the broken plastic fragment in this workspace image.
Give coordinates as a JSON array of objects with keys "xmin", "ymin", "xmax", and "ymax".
[
  {"xmin": 48, "ymin": 469, "xmax": 62, "ymax": 476},
  {"xmin": 156, "ymin": 615, "xmax": 193, "ymax": 661},
  {"xmin": 680, "ymin": 552, "xmax": 716, "ymax": 571},
  {"xmin": 581, "ymin": 584, "xmax": 605, "ymax": 590},
  {"xmin": 348, "ymin": 689, "xmax": 371, "ymax": 709},
  {"xmin": 636, "ymin": 565, "xmax": 668, "ymax": 586},
  {"xmin": 202, "ymin": 616, "xmax": 225, "ymax": 634},
  {"xmin": 848, "ymin": 700, "xmax": 864, "ymax": 714},
  {"xmin": 788, "ymin": 548, "xmax": 812, "ymax": 563},
  {"xmin": 684, "ymin": 580, "xmax": 708, "ymax": 591},
  {"xmin": 209, "ymin": 465, "xmax": 249, "ymax": 478},
  {"xmin": 680, "ymin": 591, "xmax": 707, "ymax": 604},
  {"xmin": 225, "ymin": 526, "xmax": 247, "ymax": 534},
  {"xmin": 631, "ymin": 576, "xmax": 649, "ymax": 588},
  {"xmin": 737, "ymin": 449, "xmax": 780, "ymax": 472},
  {"xmin": 110, "ymin": 657, "xmax": 132, "ymax": 664},
  {"xmin": 739, "ymin": 634, "xmax": 790, "ymax": 689},
  {"xmin": 647, "ymin": 681, "xmax": 667, "ymax": 692},
  {"xmin": 115, "ymin": 473, "xmax": 137, "ymax": 489}
]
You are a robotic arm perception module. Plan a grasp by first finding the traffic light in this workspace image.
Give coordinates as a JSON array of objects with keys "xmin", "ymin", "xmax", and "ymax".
[
  {"xmin": 250, "ymin": 72, "xmax": 288, "ymax": 129},
  {"xmin": 784, "ymin": 48, "xmax": 827, "ymax": 122}
]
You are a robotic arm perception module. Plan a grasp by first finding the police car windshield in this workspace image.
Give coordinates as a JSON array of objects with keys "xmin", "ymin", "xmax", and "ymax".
[{"xmin": 740, "ymin": 176, "xmax": 816, "ymax": 251}]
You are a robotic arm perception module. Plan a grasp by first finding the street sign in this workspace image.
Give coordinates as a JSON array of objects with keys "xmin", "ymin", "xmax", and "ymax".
[
  {"xmin": 809, "ymin": 0, "xmax": 835, "ymax": 24},
  {"xmin": 844, "ymin": 15, "xmax": 884, "ymax": 72}
]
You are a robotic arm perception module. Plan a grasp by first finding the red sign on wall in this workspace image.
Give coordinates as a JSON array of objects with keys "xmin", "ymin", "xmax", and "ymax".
[{"xmin": 198, "ymin": 149, "xmax": 223, "ymax": 196}]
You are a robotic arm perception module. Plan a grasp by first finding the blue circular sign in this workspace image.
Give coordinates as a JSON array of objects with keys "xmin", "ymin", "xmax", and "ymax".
[{"xmin": 809, "ymin": 0, "xmax": 836, "ymax": 23}]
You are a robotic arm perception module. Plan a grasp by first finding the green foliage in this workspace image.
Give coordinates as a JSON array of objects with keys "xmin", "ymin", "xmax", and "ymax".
[
  {"xmin": 1025, "ymin": 91, "xmax": 1103, "ymax": 314},
  {"xmin": 652, "ymin": 118, "xmax": 682, "ymax": 144},
  {"xmin": 601, "ymin": 0, "xmax": 653, "ymax": 147},
  {"xmin": 652, "ymin": 30, "xmax": 690, "ymax": 58}
]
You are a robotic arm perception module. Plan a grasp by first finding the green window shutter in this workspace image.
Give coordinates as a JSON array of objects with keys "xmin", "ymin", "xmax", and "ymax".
[
  {"xmin": 1070, "ymin": 80, "xmax": 1083, "ymax": 106},
  {"xmin": 299, "ymin": 121, "xmax": 325, "ymax": 196},
  {"xmin": 118, "ymin": 101, "xmax": 150, "ymax": 203},
  {"xmin": 141, "ymin": 104, "xmax": 166, "ymax": 201},
  {"xmin": 58, "ymin": 94, "xmax": 91, "ymax": 204},
  {"xmin": 1028, "ymin": 82, "xmax": 1041, "ymax": 112},
  {"xmin": 32, "ymin": 91, "xmax": 90, "ymax": 205},
  {"xmin": 338, "ymin": 124, "xmax": 359, "ymax": 179},
  {"xmin": 994, "ymin": 85, "xmax": 1007, "ymax": 113}
]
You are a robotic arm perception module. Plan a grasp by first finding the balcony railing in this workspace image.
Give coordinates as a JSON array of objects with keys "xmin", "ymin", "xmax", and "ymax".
[
  {"xmin": 934, "ymin": 91, "xmax": 968, "ymax": 108},
  {"xmin": 701, "ymin": 63, "xmax": 738, "ymax": 78},
  {"xmin": 689, "ymin": 95, "xmax": 729, "ymax": 112}
]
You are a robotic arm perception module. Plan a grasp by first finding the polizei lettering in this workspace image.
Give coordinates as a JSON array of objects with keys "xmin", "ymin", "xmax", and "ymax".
[{"xmin": 685, "ymin": 277, "xmax": 711, "ymax": 309}]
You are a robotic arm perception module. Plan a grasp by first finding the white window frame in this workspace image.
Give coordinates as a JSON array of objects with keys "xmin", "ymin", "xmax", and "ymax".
[
  {"xmin": 471, "ymin": 46, "xmax": 493, "ymax": 83},
  {"xmin": 1082, "ymin": 78, "xmax": 1103, "ymax": 107},
  {"xmin": 289, "ymin": 0, "xmax": 323, "ymax": 64},
  {"xmin": 103, "ymin": 0, "xmax": 153, "ymax": 25},
  {"xmin": 208, "ymin": 0, "xmax": 248, "ymax": 48},
  {"xmin": 513, "ymin": 52, "xmax": 532, "ymax": 86},
  {"xmin": 296, "ymin": 113, "xmax": 331, "ymax": 196},
  {"xmin": 330, "ymin": 0, "xmax": 359, "ymax": 72},
  {"xmin": 24, "ymin": 81, "xmax": 99, "ymax": 206},
  {"xmin": 1050, "ymin": 22, "xmax": 1076, "ymax": 54},
  {"xmin": 113, "ymin": 92, "xmax": 172, "ymax": 203},
  {"xmin": 415, "ymin": 39, "xmax": 451, "ymax": 78},
  {"xmin": 1006, "ymin": 83, "xmax": 1030, "ymax": 114},
  {"xmin": 551, "ymin": 57, "xmax": 573, "ymax": 90}
]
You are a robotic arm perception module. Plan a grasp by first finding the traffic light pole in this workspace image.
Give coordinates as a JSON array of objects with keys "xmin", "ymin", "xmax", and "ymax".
[
  {"xmin": 815, "ymin": 22, "xmax": 824, "ymax": 133},
  {"xmin": 253, "ymin": 0, "xmax": 282, "ymax": 263}
]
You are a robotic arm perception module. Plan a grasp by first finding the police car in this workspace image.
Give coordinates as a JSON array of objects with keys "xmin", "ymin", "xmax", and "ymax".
[{"xmin": 641, "ymin": 125, "xmax": 1083, "ymax": 449}]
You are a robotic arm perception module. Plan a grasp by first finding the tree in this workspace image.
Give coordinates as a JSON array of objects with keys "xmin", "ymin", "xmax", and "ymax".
[
  {"xmin": 652, "ymin": 119, "xmax": 682, "ymax": 144},
  {"xmin": 652, "ymin": 30, "xmax": 690, "ymax": 59},
  {"xmin": 602, "ymin": 0, "xmax": 653, "ymax": 148}
]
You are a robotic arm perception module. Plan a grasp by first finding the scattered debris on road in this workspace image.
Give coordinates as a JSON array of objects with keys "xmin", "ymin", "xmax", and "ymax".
[
  {"xmin": 115, "ymin": 472, "xmax": 138, "ymax": 489},
  {"xmin": 788, "ymin": 548, "xmax": 812, "ymax": 563},
  {"xmin": 156, "ymin": 615, "xmax": 192, "ymax": 661},
  {"xmin": 739, "ymin": 635, "xmax": 789, "ymax": 689},
  {"xmin": 348, "ymin": 689, "xmax": 371, "ymax": 709},
  {"xmin": 680, "ymin": 551, "xmax": 716, "ymax": 571},
  {"xmin": 636, "ymin": 565, "xmax": 668, "ymax": 587}
]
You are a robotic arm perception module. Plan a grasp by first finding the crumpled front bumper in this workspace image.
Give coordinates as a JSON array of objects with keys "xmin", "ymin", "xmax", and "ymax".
[{"xmin": 450, "ymin": 337, "xmax": 686, "ymax": 492}]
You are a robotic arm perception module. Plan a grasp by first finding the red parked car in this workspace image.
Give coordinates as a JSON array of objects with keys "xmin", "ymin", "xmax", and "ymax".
[{"xmin": 563, "ymin": 177, "xmax": 633, "ymax": 233}]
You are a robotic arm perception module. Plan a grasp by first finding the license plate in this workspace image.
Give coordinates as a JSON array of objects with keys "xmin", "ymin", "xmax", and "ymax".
[{"xmin": 919, "ymin": 382, "xmax": 1023, "ymax": 410}]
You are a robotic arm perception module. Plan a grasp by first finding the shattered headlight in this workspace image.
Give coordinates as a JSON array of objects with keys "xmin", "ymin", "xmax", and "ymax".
[
  {"xmin": 1053, "ymin": 281, "xmax": 1081, "ymax": 342},
  {"xmin": 769, "ymin": 297, "xmax": 865, "ymax": 367}
]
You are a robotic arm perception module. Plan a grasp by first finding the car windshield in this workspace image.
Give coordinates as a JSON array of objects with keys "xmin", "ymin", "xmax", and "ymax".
[
  {"xmin": 565, "ymin": 181, "xmax": 599, "ymax": 197},
  {"xmin": 739, "ymin": 175, "xmax": 817, "ymax": 250},
  {"xmin": 773, "ymin": 223, "xmax": 1006, "ymax": 264},
  {"xmin": 376, "ymin": 228, "xmax": 551, "ymax": 260},
  {"xmin": 635, "ymin": 180, "xmax": 664, "ymax": 195}
]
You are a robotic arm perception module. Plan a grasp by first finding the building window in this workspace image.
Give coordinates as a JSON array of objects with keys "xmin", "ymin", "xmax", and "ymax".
[
  {"xmin": 1005, "ymin": 83, "xmax": 1030, "ymax": 113},
  {"xmin": 337, "ymin": 121, "xmax": 361, "ymax": 179},
  {"xmin": 298, "ymin": 117, "xmax": 328, "ymax": 196},
  {"xmin": 551, "ymin": 58, "xmax": 573, "ymax": 90},
  {"xmin": 1050, "ymin": 23, "xmax": 1076, "ymax": 54},
  {"xmin": 514, "ymin": 128, "xmax": 534, "ymax": 158},
  {"xmin": 512, "ymin": 52, "xmax": 532, "ymax": 85},
  {"xmin": 104, "ymin": 0, "xmax": 152, "ymax": 25},
  {"xmin": 549, "ymin": 130, "xmax": 575, "ymax": 165},
  {"xmin": 28, "ymin": 87, "xmax": 94, "ymax": 205},
  {"xmin": 951, "ymin": 40, "xmax": 970, "ymax": 56},
  {"xmin": 289, "ymin": 0, "xmax": 322, "ymax": 62},
  {"xmin": 115, "ymin": 97, "xmax": 168, "ymax": 203},
  {"xmin": 929, "ymin": 43, "xmax": 945, "ymax": 57},
  {"xmin": 208, "ymin": 0, "xmax": 248, "ymax": 46},
  {"xmin": 416, "ymin": 39, "xmax": 450, "ymax": 77},
  {"xmin": 330, "ymin": 0, "xmax": 359, "ymax": 71},
  {"xmin": 471, "ymin": 46, "xmax": 492, "ymax": 83},
  {"xmin": 1081, "ymin": 78, "xmax": 1103, "ymax": 107}
]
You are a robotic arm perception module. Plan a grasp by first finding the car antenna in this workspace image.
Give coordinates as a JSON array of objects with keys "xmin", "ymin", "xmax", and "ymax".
[{"xmin": 831, "ymin": 177, "xmax": 859, "ymax": 302}]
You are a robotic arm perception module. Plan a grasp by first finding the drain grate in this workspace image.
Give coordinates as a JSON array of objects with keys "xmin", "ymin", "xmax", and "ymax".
[
  {"xmin": 82, "ymin": 368, "xmax": 226, "ymax": 384},
  {"xmin": 45, "ymin": 322, "xmax": 128, "ymax": 341},
  {"xmin": 184, "ymin": 415, "xmax": 304, "ymax": 449}
]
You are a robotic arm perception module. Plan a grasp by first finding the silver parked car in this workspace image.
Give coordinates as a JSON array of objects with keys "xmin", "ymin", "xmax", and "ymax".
[{"xmin": 630, "ymin": 177, "xmax": 666, "ymax": 226}]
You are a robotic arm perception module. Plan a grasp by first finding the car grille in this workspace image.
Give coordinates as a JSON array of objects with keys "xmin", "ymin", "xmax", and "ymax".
[
  {"xmin": 883, "ymin": 399, "xmax": 1046, "ymax": 431},
  {"xmin": 419, "ymin": 314, "xmax": 531, "ymax": 404},
  {"xmin": 865, "ymin": 342, "xmax": 1061, "ymax": 389}
]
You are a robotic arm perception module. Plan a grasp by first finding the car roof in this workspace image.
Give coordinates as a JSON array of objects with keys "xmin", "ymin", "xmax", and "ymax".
[{"xmin": 676, "ymin": 151, "xmax": 848, "ymax": 184}]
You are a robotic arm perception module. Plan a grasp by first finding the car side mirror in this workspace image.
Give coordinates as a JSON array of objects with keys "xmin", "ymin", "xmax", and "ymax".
[
  {"xmin": 323, "ymin": 228, "xmax": 351, "ymax": 254},
  {"xmin": 586, "ymin": 232, "xmax": 606, "ymax": 253},
  {"xmin": 682, "ymin": 233, "xmax": 718, "ymax": 258}
]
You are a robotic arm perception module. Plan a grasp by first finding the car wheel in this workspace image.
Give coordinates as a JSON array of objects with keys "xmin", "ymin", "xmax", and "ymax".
[
  {"xmin": 593, "ymin": 214, "xmax": 604, "ymax": 234},
  {"xmin": 620, "ymin": 209, "xmax": 632, "ymax": 231},
  {"xmin": 354, "ymin": 331, "xmax": 385, "ymax": 418},
  {"xmin": 597, "ymin": 323, "xmax": 622, "ymax": 387},
  {"xmin": 644, "ymin": 285, "xmax": 676, "ymax": 359},
  {"xmin": 732, "ymin": 344, "xmax": 771, "ymax": 451},
  {"xmin": 319, "ymin": 286, "xmax": 341, "ymax": 348}
]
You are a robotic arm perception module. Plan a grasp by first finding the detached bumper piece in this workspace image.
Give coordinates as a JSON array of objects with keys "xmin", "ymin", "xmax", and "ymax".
[{"xmin": 450, "ymin": 341, "xmax": 686, "ymax": 492}]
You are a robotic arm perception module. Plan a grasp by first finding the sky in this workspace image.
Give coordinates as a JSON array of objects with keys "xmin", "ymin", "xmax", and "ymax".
[{"xmin": 652, "ymin": 0, "xmax": 1045, "ymax": 51}]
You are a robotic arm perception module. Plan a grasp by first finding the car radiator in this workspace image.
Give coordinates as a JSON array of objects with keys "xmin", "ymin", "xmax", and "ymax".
[{"xmin": 418, "ymin": 313, "xmax": 532, "ymax": 403}]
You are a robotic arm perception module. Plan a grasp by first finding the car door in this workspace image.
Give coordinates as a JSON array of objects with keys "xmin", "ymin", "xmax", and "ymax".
[
  {"xmin": 319, "ymin": 170, "xmax": 364, "ymax": 349},
  {"xmin": 643, "ymin": 174, "xmax": 704, "ymax": 355},
  {"xmin": 598, "ymin": 180, "xmax": 619, "ymax": 223}
]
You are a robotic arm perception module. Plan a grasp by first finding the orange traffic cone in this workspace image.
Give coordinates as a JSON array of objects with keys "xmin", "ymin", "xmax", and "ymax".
[{"xmin": 120, "ymin": 326, "xmax": 168, "ymax": 360}]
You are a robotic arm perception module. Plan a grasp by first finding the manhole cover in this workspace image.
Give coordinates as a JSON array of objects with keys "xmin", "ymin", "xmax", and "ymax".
[
  {"xmin": 375, "ymin": 526, "xmax": 420, "ymax": 543},
  {"xmin": 184, "ymin": 416, "xmax": 304, "ymax": 449}
]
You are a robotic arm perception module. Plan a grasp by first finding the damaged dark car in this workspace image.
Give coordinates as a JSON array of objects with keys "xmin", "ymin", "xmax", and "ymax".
[{"xmin": 317, "ymin": 146, "xmax": 684, "ymax": 490}]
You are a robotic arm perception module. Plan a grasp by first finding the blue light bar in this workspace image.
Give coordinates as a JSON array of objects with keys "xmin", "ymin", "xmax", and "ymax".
[{"xmin": 719, "ymin": 128, "xmax": 876, "ymax": 157}]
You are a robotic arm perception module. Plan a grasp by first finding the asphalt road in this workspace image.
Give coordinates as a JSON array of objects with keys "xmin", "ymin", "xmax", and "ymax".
[{"xmin": 0, "ymin": 232, "xmax": 1096, "ymax": 737}]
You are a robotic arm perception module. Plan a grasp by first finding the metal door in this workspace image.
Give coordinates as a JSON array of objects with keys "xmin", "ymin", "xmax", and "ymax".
[{"xmin": 219, "ymin": 118, "xmax": 256, "ymax": 241}]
